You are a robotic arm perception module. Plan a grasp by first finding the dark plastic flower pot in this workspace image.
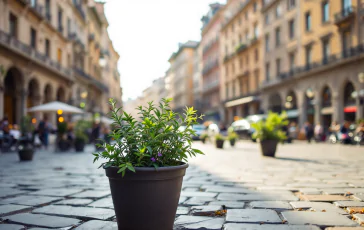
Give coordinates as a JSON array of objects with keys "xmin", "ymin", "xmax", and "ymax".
[
  {"xmin": 58, "ymin": 140, "xmax": 69, "ymax": 152},
  {"xmin": 230, "ymin": 139, "xmax": 236, "ymax": 147},
  {"xmin": 215, "ymin": 139, "xmax": 224, "ymax": 149},
  {"xmin": 18, "ymin": 148, "xmax": 34, "ymax": 161},
  {"xmin": 74, "ymin": 140, "xmax": 85, "ymax": 152},
  {"xmin": 260, "ymin": 140, "xmax": 278, "ymax": 157},
  {"xmin": 105, "ymin": 163, "xmax": 188, "ymax": 230},
  {"xmin": 201, "ymin": 138, "xmax": 206, "ymax": 144}
]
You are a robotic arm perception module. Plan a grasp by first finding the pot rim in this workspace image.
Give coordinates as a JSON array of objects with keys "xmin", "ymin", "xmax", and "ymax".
[{"xmin": 105, "ymin": 162, "xmax": 189, "ymax": 172}]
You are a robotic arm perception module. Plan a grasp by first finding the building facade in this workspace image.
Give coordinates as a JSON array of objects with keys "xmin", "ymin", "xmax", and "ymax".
[
  {"xmin": 260, "ymin": 0, "xmax": 364, "ymax": 130},
  {"xmin": 200, "ymin": 3, "xmax": 224, "ymax": 122},
  {"xmin": 220, "ymin": 0, "xmax": 264, "ymax": 125},
  {"xmin": 0, "ymin": 0, "xmax": 121, "ymax": 125},
  {"xmin": 168, "ymin": 41, "xmax": 199, "ymax": 113}
]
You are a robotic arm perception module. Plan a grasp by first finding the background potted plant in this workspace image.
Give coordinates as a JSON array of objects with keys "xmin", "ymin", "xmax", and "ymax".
[
  {"xmin": 18, "ymin": 116, "xmax": 35, "ymax": 161},
  {"xmin": 74, "ymin": 120, "xmax": 89, "ymax": 152},
  {"xmin": 228, "ymin": 131, "xmax": 238, "ymax": 147},
  {"xmin": 93, "ymin": 98, "xmax": 203, "ymax": 230},
  {"xmin": 251, "ymin": 111, "xmax": 288, "ymax": 157},
  {"xmin": 200, "ymin": 133, "xmax": 209, "ymax": 143},
  {"xmin": 215, "ymin": 134, "xmax": 225, "ymax": 149},
  {"xmin": 57, "ymin": 121, "xmax": 68, "ymax": 151}
]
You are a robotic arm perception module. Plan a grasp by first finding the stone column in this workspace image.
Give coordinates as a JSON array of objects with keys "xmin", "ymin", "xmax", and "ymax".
[
  {"xmin": 297, "ymin": 92, "xmax": 307, "ymax": 129},
  {"xmin": 237, "ymin": 105, "xmax": 243, "ymax": 118},
  {"xmin": 32, "ymin": 95, "xmax": 43, "ymax": 124},
  {"xmin": 332, "ymin": 92, "xmax": 343, "ymax": 123},
  {"xmin": 356, "ymin": 84, "xmax": 364, "ymax": 120},
  {"xmin": 314, "ymin": 97, "xmax": 322, "ymax": 125},
  {"xmin": 0, "ymin": 86, "xmax": 3, "ymax": 119}
]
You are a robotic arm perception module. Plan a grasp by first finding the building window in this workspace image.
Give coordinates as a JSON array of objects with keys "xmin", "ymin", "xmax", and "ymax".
[
  {"xmin": 275, "ymin": 27, "xmax": 281, "ymax": 47},
  {"xmin": 275, "ymin": 4, "xmax": 282, "ymax": 18},
  {"xmin": 276, "ymin": 58, "xmax": 281, "ymax": 76},
  {"xmin": 232, "ymin": 82, "xmax": 236, "ymax": 97},
  {"xmin": 253, "ymin": 2, "xmax": 258, "ymax": 12},
  {"xmin": 265, "ymin": 63, "xmax": 270, "ymax": 81},
  {"xmin": 288, "ymin": 0, "xmax": 296, "ymax": 10},
  {"xmin": 57, "ymin": 48, "xmax": 62, "ymax": 64},
  {"xmin": 246, "ymin": 55, "xmax": 249, "ymax": 65},
  {"xmin": 30, "ymin": 28, "xmax": 37, "ymax": 49},
  {"xmin": 305, "ymin": 45, "xmax": 312, "ymax": 68},
  {"xmin": 322, "ymin": 39, "xmax": 330, "ymax": 63},
  {"xmin": 289, "ymin": 19, "xmax": 295, "ymax": 39},
  {"xmin": 322, "ymin": 1, "xmax": 329, "ymax": 22},
  {"xmin": 305, "ymin": 12, "xmax": 311, "ymax": 31},
  {"xmin": 239, "ymin": 57, "xmax": 243, "ymax": 69},
  {"xmin": 343, "ymin": 0, "xmax": 352, "ymax": 9},
  {"xmin": 58, "ymin": 7, "xmax": 63, "ymax": 33},
  {"xmin": 265, "ymin": 14, "xmax": 270, "ymax": 25},
  {"xmin": 342, "ymin": 30, "xmax": 351, "ymax": 54},
  {"xmin": 67, "ymin": 54, "xmax": 71, "ymax": 67},
  {"xmin": 255, "ymin": 48, "xmax": 259, "ymax": 61},
  {"xmin": 45, "ymin": 0, "xmax": 51, "ymax": 20},
  {"xmin": 265, "ymin": 34, "xmax": 270, "ymax": 52},
  {"xmin": 225, "ymin": 84, "xmax": 229, "ymax": 99},
  {"xmin": 245, "ymin": 31, "xmax": 249, "ymax": 42},
  {"xmin": 253, "ymin": 23, "xmax": 259, "ymax": 38},
  {"xmin": 9, "ymin": 13, "xmax": 18, "ymax": 38},
  {"xmin": 45, "ymin": 39, "xmax": 50, "ymax": 57},
  {"xmin": 67, "ymin": 18, "xmax": 71, "ymax": 37},
  {"xmin": 289, "ymin": 52, "xmax": 295, "ymax": 72}
]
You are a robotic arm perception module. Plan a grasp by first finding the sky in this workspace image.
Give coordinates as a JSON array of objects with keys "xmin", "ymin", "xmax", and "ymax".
[{"xmin": 104, "ymin": 0, "xmax": 225, "ymax": 101}]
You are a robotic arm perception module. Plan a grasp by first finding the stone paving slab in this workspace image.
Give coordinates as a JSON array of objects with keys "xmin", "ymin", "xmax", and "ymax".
[
  {"xmin": 88, "ymin": 197, "xmax": 114, "ymax": 208},
  {"xmin": 226, "ymin": 209, "xmax": 282, "ymax": 223},
  {"xmin": 0, "ymin": 224, "xmax": 24, "ymax": 230},
  {"xmin": 325, "ymin": 227, "xmax": 364, "ymax": 230},
  {"xmin": 0, "ymin": 189, "xmax": 26, "ymax": 198},
  {"xmin": 218, "ymin": 193, "xmax": 299, "ymax": 201},
  {"xmin": 174, "ymin": 216, "xmax": 225, "ymax": 230},
  {"xmin": 28, "ymin": 188, "xmax": 84, "ymax": 197},
  {"xmin": 299, "ymin": 195, "xmax": 351, "ymax": 202},
  {"xmin": 32, "ymin": 205, "xmax": 115, "ymax": 220},
  {"xmin": 184, "ymin": 197, "xmax": 215, "ymax": 206},
  {"xmin": 335, "ymin": 201, "xmax": 364, "ymax": 208},
  {"xmin": 290, "ymin": 202, "xmax": 348, "ymax": 214},
  {"xmin": 74, "ymin": 220, "xmax": 118, "ymax": 230},
  {"xmin": 0, "ymin": 195, "xmax": 60, "ymax": 206},
  {"xmin": 0, "ymin": 204, "xmax": 30, "ymax": 216},
  {"xmin": 249, "ymin": 201, "xmax": 293, "ymax": 210},
  {"xmin": 181, "ymin": 191, "xmax": 218, "ymax": 198},
  {"xmin": 177, "ymin": 207, "xmax": 189, "ymax": 215},
  {"xmin": 55, "ymin": 198, "xmax": 94, "ymax": 206},
  {"xmin": 71, "ymin": 190, "xmax": 110, "ymax": 199},
  {"xmin": 190, "ymin": 205, "xmax": 222, "ymax": 216},
  {"xmin": 2, "ymin": 213, "xmax": 80, "ymax": 228},
  {"xmin": 353, "ymin": 195, "xmax": 364, "ymax": 201},
  {"xmin": 353, "ymin": 214, "xmax": 364, "ymax": 224},
  {"xmin": 281, "ymin": 212, "xmax": 358, "ymax": 227},
  {"xmin": 224, "ymin": 223, "xmax": 321, "ymax": 230},
  {"xmin": 209, "ymin": 201, "xmax": 245, "ymax": 209}
]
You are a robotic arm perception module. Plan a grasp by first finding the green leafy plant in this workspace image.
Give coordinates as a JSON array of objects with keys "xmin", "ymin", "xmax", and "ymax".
[
  {"xmin": 57, "ymin": 122, "xmax": 67, "ymax": 136},
  {"xmin": 20, "ymin": 116, "xmax": 33, "ymax": 134},
  {"xmin": 251, "ymin": 111, "xmax": 288, "ymax": 142},
  {"xmin": 215, "ymin": 134, "xmax": 226, "ymax": 141},
  {"xmin": 75, "ymin": 120, "xmax": 89, "ymax": 143},
  {"xmin": 200, "ymin": 133, "xmax": 209, "ymax": 140},
  {"xmin": 93, "ymin": 98, "xmax": 204, "ymax": 176},
  {"xmin": 227, "ymin": 132, "xmax": 239, "ymax": 141}
]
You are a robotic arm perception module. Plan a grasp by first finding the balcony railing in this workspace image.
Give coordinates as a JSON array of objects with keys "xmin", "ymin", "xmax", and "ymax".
[
  {"xmin": 334, "ymin": 6, "xmax": 355, "ymax": 24},
  {"xmin": 73, "ymin": 67, "xmax": 109, "ymax": 93},
  {"xmin": 202, "ymin": 39, "xmax": 218, "ymax": 55},
  {"xmin": 261, "ymin": 44, "xmax": 364, "ymax": 88},
  {"xmin": 73, "ymin": 0, "xmax": 86, "ymax": 20},
  {"xmin": 0, "ymin": 30, "xmax": 72, "ymax": 81},
  {"xmin": 202, "ymin": 80, "xmax": 220, "ymax": 93},
  {"xmin": 202, "ymin": 60, "xmax": 219, "ymax": 76}
]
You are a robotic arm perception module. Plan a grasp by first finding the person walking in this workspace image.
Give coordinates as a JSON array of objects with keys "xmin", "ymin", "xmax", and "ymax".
[
  {"xmin": 314, "ymin": 123, "xmax": 324, "ymax": 142},
  {"xmin": 38, "ymin": 116, "xmax": 51, "ymax": 149},
  {"xmin": 304, "ymin": 122, "xmax": 314, "ymax": 143}
]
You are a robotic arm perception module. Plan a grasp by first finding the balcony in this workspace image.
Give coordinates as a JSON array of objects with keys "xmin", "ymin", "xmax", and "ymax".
[
  {"xmin": 202, "ymin": 80, "xmax": 220, "ymax": 94},
  {"xmin": 223, "ymin": 53, "xmax": 235, "ymax": 63},
  {"xmin": 58, "ymin": 25, "xmax": 64, "ymax": 34},
  {"xmin": 261, "ymin": 44, "xmax": 364, "ymax": 89},
  {"xmin": 0, "ymin": 30, "xmax": 72, "ymax": 82},
  {"xmin": 334, "ymin": 6, "xmax": 356, "ymax": 26},
  {"xmin": 202, "ymin": 39, "xmax": 218, "ymax": 56},
  {"xmin": 202, "ymin": 60, "xmax": 219, "ymax": 76},
  {"xmin": 235, "ymin": 43, "xmax": 247, "ymax": 54},
  {"xmin": 73, "ymin": 67, "xmax": 109, "ymax": 93},
  {"xmin": 73, "ymin": 0, "xmax": 86, "ymax": 20}
]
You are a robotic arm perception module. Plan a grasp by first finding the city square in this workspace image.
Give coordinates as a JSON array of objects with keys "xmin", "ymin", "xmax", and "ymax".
[{"xmin": 1, "ymin": 141, "xmax": 364, "ymax": 229}]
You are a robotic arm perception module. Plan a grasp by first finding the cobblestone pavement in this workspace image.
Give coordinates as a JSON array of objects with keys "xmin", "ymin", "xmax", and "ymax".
[{"xmin": 0, "ymin": 141, "xmax": 364, "ymax": 230}]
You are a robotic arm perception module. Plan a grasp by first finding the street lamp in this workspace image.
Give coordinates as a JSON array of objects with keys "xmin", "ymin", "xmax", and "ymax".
[
  {"xmin": 99, "ymin": 54, "xmax": 107, "ymax": 68},
  {"xmin": 306, "ymin": 88, "xmax": 315, "ymax": 99}
]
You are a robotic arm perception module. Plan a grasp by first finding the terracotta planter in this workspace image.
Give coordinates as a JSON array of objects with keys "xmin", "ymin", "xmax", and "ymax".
[
  {"xmin": 105, "ymin": 163, "xmax": 188, "ymax": 230},
  {"xmin": 229, "ymin": 139, "xmax": 236, "ymax": 147},
  {"xmin": 215, "ymin": 139, "xmax": 224, "ymax": 149},
  {"xmin": 18, "ymin": 148, "xmax": 34, "ymax": 161},
  {"xmin": 260, "ymin": 140, "xmax": 278, "ymax": 157}
]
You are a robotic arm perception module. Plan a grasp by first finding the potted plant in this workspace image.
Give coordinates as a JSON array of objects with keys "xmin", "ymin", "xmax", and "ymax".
[
  {"xmin": 228, "ymin": 131, "xmax": 239, "ymax": 147},
  {"xmin": 57, "ymin": 121, "xmax": 68, "ymax": 151},
  {"xmin": 18, "ymin": 116, "xmax": 35, "ymax": 161},
  {"xmin": 251, "ymin": 111, "xmax": 288, "ymax": 157},
  {"xmin": 93, "ymin": 98, "xmax": 203, "ymax": 230},
  {"xmin": 200, "ymin": 133, "xmax": 209, "ymax": 144},
  {"xmin": 74, "ymin": 120, "xmax": 89, "ymax": 152},
  {"xmin": 215, "ymin": 134, "xmax": 225, "ymax": 149}
]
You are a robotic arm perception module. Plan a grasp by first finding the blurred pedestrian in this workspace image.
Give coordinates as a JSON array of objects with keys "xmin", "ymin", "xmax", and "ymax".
[
  {"xmin": 38, "ymin": 116, "xmax": 51, "ymax": 149},
  {"xmin": 314, "ymin": 123, "xmax": 323, "ymax": 142},
  {"xmin": 304, "ymin": 122, "xmax": 314, "ymax": 143},
  {"xmin": 288, "ymin": 122, "xmax": 297, "ymax": 141}
]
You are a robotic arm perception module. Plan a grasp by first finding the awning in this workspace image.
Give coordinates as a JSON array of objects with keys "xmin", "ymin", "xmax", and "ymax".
[
  {"xmin": 321, "ymin": 107, "xmax": 334, "ymax": 115},
  {"xmin": 286, "ymin": 109, "xmax": 299, "ymax": 118},
  {"xmin": 344, "ymin": 106, "xmax": 357, "ymax": 113},
  {"xmin": 225, "ymin": 96, "xmax": 256, "ymax": 108}
]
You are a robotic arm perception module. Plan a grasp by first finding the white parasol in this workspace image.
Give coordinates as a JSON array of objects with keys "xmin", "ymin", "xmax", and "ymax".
[{"xmin": 27, "ymin": 101, "xmax": 85, "ymax": 114}]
